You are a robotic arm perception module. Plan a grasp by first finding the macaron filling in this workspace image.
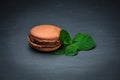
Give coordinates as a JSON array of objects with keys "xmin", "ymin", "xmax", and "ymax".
[{"xmin": 28, "ymin": 36, "xmax": 61, "ymax": 48}]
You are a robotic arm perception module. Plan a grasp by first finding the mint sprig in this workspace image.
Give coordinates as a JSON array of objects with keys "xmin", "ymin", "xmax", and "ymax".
[
  {"xmin": 73, "ymin": 33, "xmax": 95, "ymax": 51},
  {"xmin": 53, "ymin": 29, "xmax": 96, "ymax": 56},
  {"xmin": 60, "ymin": 30, "xmax": 71, "ymax": 45},
  {"xmin": 65, "ymin": 43, "xmax": 78, "ymax": 56}
]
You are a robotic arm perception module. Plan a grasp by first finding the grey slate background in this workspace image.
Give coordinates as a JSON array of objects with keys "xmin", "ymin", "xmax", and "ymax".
[{"xmin": 0, "ymin": 0, "xmax": 120, "ymax": 80}]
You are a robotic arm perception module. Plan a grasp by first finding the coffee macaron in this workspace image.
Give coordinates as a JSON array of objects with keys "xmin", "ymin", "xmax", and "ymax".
[{"xmin": 27, "ymin": 24, "xmax": 61, "ymax": 52}]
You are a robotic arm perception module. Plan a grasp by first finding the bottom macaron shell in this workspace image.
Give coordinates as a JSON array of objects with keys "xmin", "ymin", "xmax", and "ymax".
[
  {"xmin": 27, "ymin": 36, "xmax": 61, "ymax": 52},
  {"xmin": 31, "ymin": 44, "xmax": 61, "ymax": 52}
]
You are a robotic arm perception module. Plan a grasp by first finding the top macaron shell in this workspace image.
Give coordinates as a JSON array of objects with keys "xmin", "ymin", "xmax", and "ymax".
[{"xmin": 30, "ymin": 25, "xmax": 61, "ymax": 40}]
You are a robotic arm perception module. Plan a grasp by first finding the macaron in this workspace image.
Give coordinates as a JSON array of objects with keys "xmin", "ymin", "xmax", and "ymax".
[{"xmin": 27, "ymin": 24, "xmax": 61, "ymax": 52}]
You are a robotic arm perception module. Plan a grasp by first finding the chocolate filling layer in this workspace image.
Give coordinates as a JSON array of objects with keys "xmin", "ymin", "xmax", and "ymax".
[{"xmin": 29, "ymin": 36, "xmax": 61, "ymax": 48}]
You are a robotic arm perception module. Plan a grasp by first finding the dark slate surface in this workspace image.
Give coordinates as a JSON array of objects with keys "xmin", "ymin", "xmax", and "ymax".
[{"xmin": 0, "ymin": 0, "xmax": 120, "ymax": 80}]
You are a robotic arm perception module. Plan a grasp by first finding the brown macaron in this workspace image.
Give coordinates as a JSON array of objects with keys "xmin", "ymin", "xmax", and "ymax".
[{"xmin": 27, "ymin": 24, "xmax": 61, "ymax": 52}]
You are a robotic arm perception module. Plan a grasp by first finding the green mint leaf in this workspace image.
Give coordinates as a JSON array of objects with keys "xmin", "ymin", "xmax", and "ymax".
[
  {"xmin": 53, "ymin": 46, "xmax": 65, "ymax": 55},
  {"xmin": 72, "ymin": 33, "xmax": 95, "ymax": 51},
  {"xmin": 60, "ymin": 29, "xmax": 71, "ymax": 45},
  {"xmin": 65, "ymin": 43, "xmax": 78, "ymax": 56}
]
